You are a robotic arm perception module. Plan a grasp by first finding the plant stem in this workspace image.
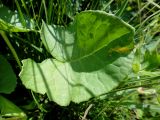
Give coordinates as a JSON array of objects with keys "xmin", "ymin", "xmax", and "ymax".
[
  {"xmin": 31, "ymin": 91, "xmax": 47, "ymax": 113},
  {"xmin": 12, "ymin": 34, "xmax": 43, "ymax": 53},
  {"xmin": 98, "ymin": 82, "xmax": 160, "ymax": 98},
  {"xmin": 15, "ymin": 0, "xmax": 26, "ymax": 27},
  {"xmin": 82, "ymin": 104, "xmax": 93, "ymax": 120},
  {"xmin": 21, "ymin": 0, "xmax": 30, "ymax": 16},
  {"xmin": 115, "ymin": 0, "xmax": 128, "ymax": 17},
  {"xmin": 0, "ymin": 31, "xmax": 22, "ymax": 69},
  {"xmin": 42, "ymin": 0, "xmax": 48, "ymax": 24},
  {"xmin": 48, "ymin": 0, "xmax": 54, "ymax": 24}
]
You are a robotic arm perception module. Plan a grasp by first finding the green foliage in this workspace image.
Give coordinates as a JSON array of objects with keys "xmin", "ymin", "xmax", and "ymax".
[
  {"xmin": 0, "ymin": 4, "xmax": 34, "ymax": 32},
  {"xmin": 40, "ymin": 10, "xmax": 134, "ymax": 61},
  {"xmin": 0, "ymin": 55, "xmax": 16, "ymax": 94},
  {"xmin": 19, "ymin": 54, "xmax": 133, "ymax": 106},
  {"xmin": 0, "ymin": 95, "xmax": 27, "ymax": 120},
  {"xmin": 0, "ymin": 51, "xmax": 26, "ymax": 120},
  {"xmin": 19, "ymin": 11, "xmax": 134, "ymax": 106},
  {"xmin": 0, "ymin": 0, "xmax": 160, "ymax": 119}
]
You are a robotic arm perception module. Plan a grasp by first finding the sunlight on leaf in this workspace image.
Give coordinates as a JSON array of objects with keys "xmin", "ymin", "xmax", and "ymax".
[
  {"xmin": 20, "ymin": 10, "xmax": 135, "ymax": 106},
  {"xmin": 20, "ymin": 54, "xmax": 134, "ymax": 106},
  {"xmin": 40, "ymin": 10, "xmax": 134, "ymax": 62},
  {"xmin": 0, "ymin": 4, "xmax": 35, "ymax": 32}
]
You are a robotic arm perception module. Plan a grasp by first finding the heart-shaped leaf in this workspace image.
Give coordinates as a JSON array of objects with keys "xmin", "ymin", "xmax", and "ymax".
[{"xmin": 20, "ymin": 10, "xmax": 135, "ymax": 106}]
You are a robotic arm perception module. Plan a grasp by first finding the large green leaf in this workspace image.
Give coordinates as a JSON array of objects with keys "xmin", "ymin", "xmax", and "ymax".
[
  {"xmin": 40, "ymin": 10, "xmax": 134, "ymax": 62},
  {"xmin": 0, "ymin": 55, "xmax": 17, "ymax": 94},
  {"xmin": 0, "ymin": 4, "xmax": 34, "ymax": 32},
  {"xmin": 20, "ymin": 52, "xmax": 134, "ymax": 106},
  {"xmin": 20, "ymin": 10, "xmax": 135, "ymax": 106}
]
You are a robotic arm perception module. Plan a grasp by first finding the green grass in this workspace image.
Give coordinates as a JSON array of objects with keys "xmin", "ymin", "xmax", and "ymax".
[{"xmin": 0, "ymin": 0, "xmax": 160, "ymax": 119}]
